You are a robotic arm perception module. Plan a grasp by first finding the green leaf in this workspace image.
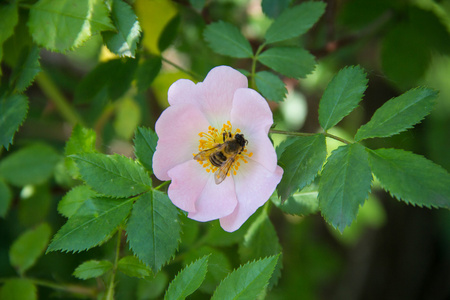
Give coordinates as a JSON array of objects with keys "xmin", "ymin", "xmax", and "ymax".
[
  {"xmin": 0, "ymin": 1, "xmax": 19, "ymax": 74},
  {"xmin": 0, "ymin": 94, "xmax": 28, "ymax": 150},
  {"xmin": 47, "ymin": 197, "xmax": 134, "ymax": 252},
  {"xmin": 261, "ymin": 0, "xmax": 291, "ymax": 19},
  {"xmin": 10, "ymin": 46, "xmax": 41, "ymax": 92},
  {"xmin": 239, "ymin": 211, "xmax": 282, "ymax": 289},
  {"xmin": 258, "ymin": 47, "xmax": 316, "ymax": 78},
  {"xmin": 73, "ymin": 260, "xmax": 113, "ymax": 279},
  {"xmin": 118, "ymin": 255, "xmax": 152, "ymax": 278},
  {"xmin": 355, "ymin": 87, "xmax": 438, "ymax": 141},
  {"xmin": 126, "ymin": 191, "xmax": 181, "ymax": 272},
  {"xmin": 114, "ymin": 97, "xmax": 141, "ymax": 140},
  {"xmin": 18, "ymin": 185, "xmax": 51, "ymax": 227},
  {"xmin": 0, "ymin": 179, "xmax": 12, "ymax": 218},
  {"xmin": 277, "ymin": 134, "xmax": 327, "ymax": 202},
  {"xmin": 102, "ymin": 0, "xmax": 141, "ymax": 58},
  {"xmin": 255, "ymin": 71, "xmax": 287, "ymax": 102},
  {"xmin": 75, "ymin": 57, "xmax": 138, "ymax": 104},
  {"xmin": 165, "ymin": 255, "xmax": 209, "ymax": 300},
  {"xmin": 28, "ymin": 0, "xmax": 114, "ymax": 52},
  {"xmin": 271, "ymin": 182, "xmax": 319, "ymax": 216},
  {"xmin": 134, "ymin": 127, "xmax": 158, "ymax": 173},
  {"xmin": 318, "ymin": 144, "xmax": 373, "ymax": 232},
  {"xmin": 211, "ymin": 255, "xmax": 279, "ymax": 300},
  {"xmin": 58, "ymin": 185, "xmax": 98, "ymax": 218},
  {"xmin": 9, "ymin": 223, "xmax": 52, "ymax": 276},
  {"xmin": 72, "ymin": 153, "xmax": 152, "ymax": 198},
  {"xmin": 65, "ymin": 124, "xmax": 97, "ymax": 178},
  {"xmin": 136, "ymin": 57, "xmax": 162, "ymax": 93},
  {"xmin": 0, "ymin": 143, "xmax": 59, "ymax": 187},
  {"xmin": 368, "ymin": 148, "xmax": 450, "ymax": 209},
  {"xmin": 318, "ymin": 66, "xmax": 368, "ymax": 131},
  {"xmin": 189, "ymin": 0, "xmax": 205, "ymax": 11},
  {"xmin": 158, "ymin": 15, "xmax": 180, "ymax": 52},
  {"xmin": 264, "ymin": 1, "xmax": 326, "ymax": 44},
  {"xmin": 0, "ymin": 279, "xmax": 37, "ymax": 300},
  {"xmin": 203, "ymin": 21, "xmax": 253, "ymax": 58}
]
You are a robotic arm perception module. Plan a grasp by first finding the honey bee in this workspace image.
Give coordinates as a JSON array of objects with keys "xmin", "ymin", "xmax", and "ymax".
[{"xmin": 194, "ymin": 132, "xmax": 248, "ymax": 184}]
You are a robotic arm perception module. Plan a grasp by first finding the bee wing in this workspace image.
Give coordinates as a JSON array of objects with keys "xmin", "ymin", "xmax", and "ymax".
[
  {"xmin": 214, "ymin": 156, "xmax": 235, "ymax": 185},
  {"xmin": 193, "ymin": 143, "xmax": 223, "ymax": 161}
]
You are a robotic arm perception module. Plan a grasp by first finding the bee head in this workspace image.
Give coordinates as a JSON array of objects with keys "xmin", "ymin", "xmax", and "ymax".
[{"xmin": 234, "ymin": 133, "xmax": 248, "ymax": 147}]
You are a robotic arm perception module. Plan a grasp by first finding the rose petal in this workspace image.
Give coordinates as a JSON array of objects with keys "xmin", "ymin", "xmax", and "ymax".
[
  {"xmin": 230, "ymin": 88, "xmax": 278, "ymax": 172},
  {"xmin": 153, "ymin": 104, "xmax": 210, "ymax": 180},
  {"xmin": 219, "ymin": 161, "xmax": 283, "ymax": 232},
  {"xmin": 167, "ymin": 79, "xmax": 201, "ymax": 106},
  {"xmin": 167, "ymin": 160, "xmax": 209, "ymax": 213},
  {"xmin": 188, "ymin": 173, "xmax": 238, "ymax": 222},
  {"xmin": 198, "ymin": 66, "xmax": 248, "ymax": 127}
]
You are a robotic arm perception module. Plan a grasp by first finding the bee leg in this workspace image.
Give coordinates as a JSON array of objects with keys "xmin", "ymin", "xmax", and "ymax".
[{"xmin": 222, "ymin": 132, "xmax": 226, "ymax": 142}]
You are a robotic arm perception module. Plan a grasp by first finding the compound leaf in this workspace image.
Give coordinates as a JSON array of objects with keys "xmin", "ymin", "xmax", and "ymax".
[
  {"xmin": 203, "ymin": 21, "xmax": 253, "ymax": 58},
  {"xmin": 58, "ymin": 185, "xmax": 98, "ymax": 218},
  {"xmin": 258, "ymin": 47, "xmax": 316, "ymax": 78},
  {"xmin": 47, "ymin": 197, "xmax": 134, "ymax": 253},
  {"xmin": 319, "ymin": 66, "xmax": 368, "ymax": 131},
  {"xmin": 368, "ymin": 148, "xmax": 450, "ymax": 209},
  {"xmin": 211, "ymin": 255, "xmax": 279, "ymax": 300},
  {"xmin": 164, "ymin": 255, "xmax": 209, "ymax": 300},
  {"xmin": 72, "ymin": 153, "xmax": 152, "ymax": 198},
  {"xmin": 355, "ymin": 87, "xmax": 438, "ymax": 141},
  {"xmin": 265, "ymin": 1, "xmax": 326, "ymax": 44},
  {"xmin": 0, "ymin": 94, "xmax": 28, "ymax": 150},
  {"xmin": 127, "ymin": 191, "xmax": 181, "ymax": 272},
  {"xmin": 277, "ymin": 134, "xmax": 327, "ymax": 202},
  {"xmin": 318, "ymin": 144, "xmax": 373, "ymax": 232}
]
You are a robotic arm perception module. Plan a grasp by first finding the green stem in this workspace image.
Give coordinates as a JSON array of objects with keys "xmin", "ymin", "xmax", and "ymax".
[
  {"xmin": 160, "ymin": 56, "xmax": 202, "ymax": 81},
  {"xmin": 35, "ymin": 72, "xmax": 86, "ymax": 126},
  {"xmin": 0, "ymin": 278, "xmax": 97, "ymax": 298},
  {"xmin": 154, "ymin": 180, "xmax": 170, "ymax": 191},
  {"xmin": 250, "ymin": 44, "xmax": 266, "ymax": 90},
  {"xmin": 105, "ymin": 229, "xmax": 122, "ymax": 300},
  {"xmin": 269, "ymin": 129, "xmax": 351, "ymax": 145}
]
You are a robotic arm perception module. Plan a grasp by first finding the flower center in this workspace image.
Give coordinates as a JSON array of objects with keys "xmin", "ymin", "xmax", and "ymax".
[{"xmin": 194, "ymin": 121, "xmax": 253, "ymax": 178}]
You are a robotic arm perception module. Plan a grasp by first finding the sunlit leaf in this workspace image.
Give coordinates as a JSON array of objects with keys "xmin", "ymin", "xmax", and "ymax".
[
  {"xmin": 255, "ymin": 71, "xmax": 287, "ymax": 102},
  {"xmin": 368, "ymin": 148, "xmax": 450, "ymax": 209},
  {"xmin": 28, "ymin": 0, "xmax": 114, "ymax": 52},
  {"xmin": 47, "ymin": 197, "xmax": 134, "ymax": 253},
  {"xmin": 211, "ymin": 255, "xmax": 279, "ymax": 300},
  {"xmin": 258, "ymin": 47, "xmax": 316, "ymax": 78},
  {"xmin": 127, "ymin": 191, "xmax": 181, "ymax": 272},
  {"xmin": 0, "ymin": 94, "xmax": 28, "ymax": 150},
  {"xmin": 9, "ymin": 223, "xmax": 52, "ymax": 276},
  {"xmin": 319, "ymin": 66, "xmax": 368, "ymax": 131},
  {"xmin": 203, "ymin": 21, "xmax": 253, "ymax": 58},
  {"xmin": 72, "ymin": 153, "xmax": 152, "ymax": 198},
  {"xmin": 265, "ymin": 1, "xmax": 326, "ymax": 44},
  {"xmin": 165, "ymin": 255, "xmax": 209, "ymax": 300},
  {"xmin": 103, "ymin": 0, "xmax": 141, "ymax": 57},
  {"xmin": 73, "ymin": 260, "xmax": 113, "ymax": 279},
  {"xmin": 134, "ymin": 127, "xmax": 158, "ymax": 173},
  {"xmin": 319, "ymin": 144, "xmax": 373, "ymax": 232},
  {"xmin": 65, "ymin": 124, "xmax": 97, "ymax": 178},
  {"xmin": 355, "ymin": 87, "xmax": 438, "ymax": 141},
  {"xmin": 277, "ymin": 134, "xmax": 327, "ymax": 202},
  {"xmin": 118, "ymin": 256, "xmax": 152, "ymax": 278},
  {"xmin": 0, "ymin": 143, "xmax": 59, "ymax": 187}
]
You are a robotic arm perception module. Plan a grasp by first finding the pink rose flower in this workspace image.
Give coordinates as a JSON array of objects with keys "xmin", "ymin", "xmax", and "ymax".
[{"xmin": 153, "ymin": 66, "xmax": 283, "ymax": 232}]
